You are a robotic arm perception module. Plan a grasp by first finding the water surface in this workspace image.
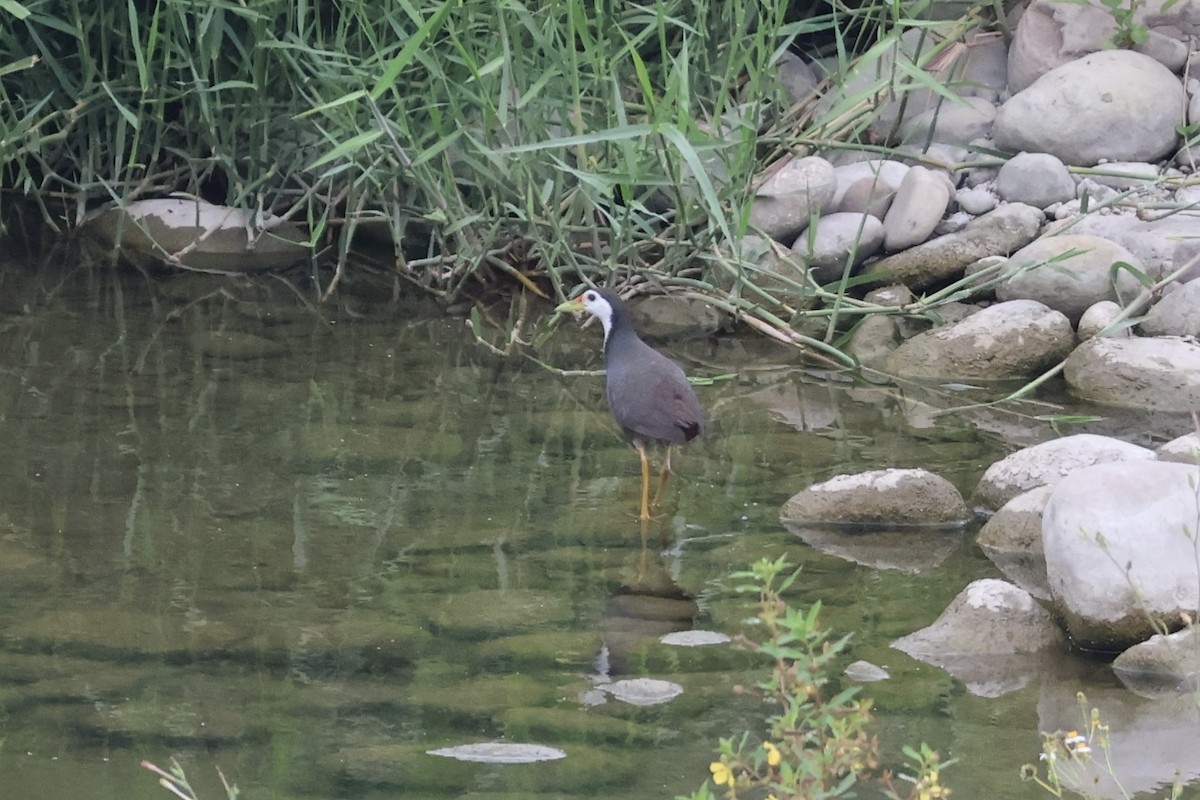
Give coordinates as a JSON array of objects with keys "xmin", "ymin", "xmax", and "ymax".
[{"xmin": 0, "ymin": 257, "xmax": 1177, "ymax": 799}]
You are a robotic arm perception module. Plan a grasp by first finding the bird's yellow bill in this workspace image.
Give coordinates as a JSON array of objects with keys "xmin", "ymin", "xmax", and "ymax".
[{"xmin": 555, "ymin": 297, "xmax": 585, "ymax": 314}]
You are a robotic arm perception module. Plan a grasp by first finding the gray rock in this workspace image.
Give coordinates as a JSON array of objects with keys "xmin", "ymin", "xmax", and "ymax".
[
  {"xmin": 1140, "ymin": 277, "xmax": 1200, "ymax": 336},
  {"xmin": 863, "ymin": 203, "xmax": 1044, "ymax": 290},
  {"xmin": 893, "ymin": 579, "xmax": 1064, "ymax": 655},
  {"xmin": 977, "ymin": 485, "xmax": 1055, "ymax": 600},
  {"xmin": 847, "ymin": 315, "xmax": 901, "ymax": 372},
  {"xmin": 995, "ymin": 233, "xmax": 1142, "ymax": 324},
  {"xmin": 628, "ymin": 295, "xmax": 723, "ymax": 340},
  {"xmin": 831, "ymin": 159, "xmax": 909, "ymax": 209},
  {"xmin": 716, "ymin": 234, "xmax": 808, "ymax": 298},
  {"xmin": 1043, "ymin": 461, "xmax": 1200, "ymax": 650},
  {"xmin": 1113, "ymin": 627, "xmax": 1200, "ymax": 696},
  {"xmin": 974, "ymin": 433, "xmax": 1155, "ymax": 511},
  {"xmin": 776, "ymin": 52, "xmax": 820, "ymax": 106},
  {"xmin": 883, "ymin": 166, "xmax": 952, "ymax": 251},
  {"xmin": 885, "ymin": 299, "xmax": 1073, "ymax": 382},
  {"xmin": 795, "ymin": 212, "xmax": 884, "ymax": 282},
  {"xmin": 863, "ymin": 284, "xmax": 914, "ymax": 306},
  {"xmin": 748, "ymin": 156, "xmax": 837, "ymax": 242},
  {"xmin": 780, "ymin": 467, "xmax": 970, "ymax": 527},
  {"xmin": 898, "ymin": 96, "xmax": 997, "ymax": 147},
  {"xmin": 892, "ymin": 579, "xmax": 1066, "ymax": 697},
  {"xmin": 956, "ymin": 185, "xmax": 998, "ymax": 215},
  {"xmin": 1087, "ymin": 161, "xmax": 1161, "ymax": 190},
  {"xmin": 1077, "ymin": 300, "xmax": 1130, "ymax": 340},
  {"xmin": 839, "ymin": 176, "xmax": 897, "ymax": 218},
  {"xmin": 995, "ymin": 152, "xmax": 1076, "ymax": 208},
  {"xmin": 994, "ymin": 50, "xmax": 1184, "ymax": 166},
  {"xmin": 1156, "ymin": 432, "xmax": 1200, "ymax": 464},
  {"xmin": 1065, "ymin": 336, "xmax": 1200, "ymax": 410},
  {"xmin": 1006, "ymin": 0, "xmax": 1121, "ymax": 92},
  {"xmin": 1107, "ymin": 215, "xmax": 1200, "ymax": 283}
]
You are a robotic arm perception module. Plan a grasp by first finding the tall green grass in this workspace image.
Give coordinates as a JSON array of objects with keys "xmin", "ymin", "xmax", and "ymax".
[{"xmin": 1, "ymin": 0, "xmax": 988, "ymax": 318}]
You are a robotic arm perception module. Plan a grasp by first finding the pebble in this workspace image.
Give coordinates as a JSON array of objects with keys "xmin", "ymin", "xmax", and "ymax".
[{"xmin": 956, "ymin": 185, "xmax": 998, "ymax": 215}]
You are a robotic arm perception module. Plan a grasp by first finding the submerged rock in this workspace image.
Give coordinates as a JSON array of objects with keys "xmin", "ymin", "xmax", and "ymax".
[
  {"xmin": 1043, "ymin": 461, "xmax": 1200, "ymax": 650},
  {"xmin": 976, "ymin": 485, "xmax": 1054, "ymax": 600},
  {"xmin": 427, "ymin": 742, "xmax": 567, "ymax": 763},
  {"xmin": 87, "ymin": 197, "xmax": 308, "ymax": 272},
  {"xmin": 1112, "ymin": 627, "xmax": 1200, "ymax": 697},
  {"xmin": 892, "ymin": 579, "xmax": 1065, "ymax": 697},
  {"xmin": 780, "ymin": 467, "xmax": 970, "ymax": 527}
]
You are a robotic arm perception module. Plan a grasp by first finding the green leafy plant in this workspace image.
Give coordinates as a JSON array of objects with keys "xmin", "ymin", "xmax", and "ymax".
[{"xmin": 680, "ymin": 556, "xmax": 952, "ymax": 800}]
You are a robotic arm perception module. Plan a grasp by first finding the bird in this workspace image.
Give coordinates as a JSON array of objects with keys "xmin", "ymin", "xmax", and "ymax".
[{"xmin": 555, "ymin": 287, "xmax": 704, "ymax": 521}]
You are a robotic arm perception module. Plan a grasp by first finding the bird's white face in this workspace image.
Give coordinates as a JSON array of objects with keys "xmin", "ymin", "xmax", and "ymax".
[
  {"xmin": 578, "ymin": 290, "xmax": 614, "ymax": 332},
  {"xmin": 557, "ymin": 289, "xmax": 615, "ymax": 344}
]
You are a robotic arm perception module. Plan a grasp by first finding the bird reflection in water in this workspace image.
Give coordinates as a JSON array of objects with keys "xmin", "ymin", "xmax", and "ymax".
[{"xmin": 593, "ymin": 536, "xmax": 699, "ymax": 679}]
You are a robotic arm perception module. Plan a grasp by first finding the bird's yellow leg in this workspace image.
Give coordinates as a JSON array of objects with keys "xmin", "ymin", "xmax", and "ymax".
[
  {"xmin": 651, "ymin": 445, "xmax": 674, "ymax": 509},
  {"xmin": 635, "ymin": 440, "xmax": 653, "ymax": 521}
]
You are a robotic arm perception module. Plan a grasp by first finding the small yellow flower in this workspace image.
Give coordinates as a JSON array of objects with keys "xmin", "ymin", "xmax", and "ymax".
[
  {"xmin": 710, "ymin": 761, "xmax": 734, "ymax": 787},
  {"xmin": 763, "ymin": 740, "xmax": 781, "ymax": 767}
]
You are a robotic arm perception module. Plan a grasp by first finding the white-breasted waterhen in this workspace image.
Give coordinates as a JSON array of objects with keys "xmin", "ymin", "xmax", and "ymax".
[{"xmin": 555, "ymin": 287, "xmax": 704, "ymax": 521}]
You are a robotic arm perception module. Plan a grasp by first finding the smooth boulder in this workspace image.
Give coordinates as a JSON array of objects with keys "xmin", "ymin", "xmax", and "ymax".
[
  {"xmin": 780, "ymin": 468, "xmax": 970, "ymax": 527},
  {"xmin": 993, "ymin": 50, "xmax": 1184, "ymax": 166},
  {"xmin": 1043, "ymin": 461, "xmax": 1200, "ymax": 650},
  {"xmin": 1065, "ymin": 336, "xmax": 1200, "ymax": 410},
  {"xmin": 885, "ymin": 300, "xmax": 1073, "ymax": 381}
]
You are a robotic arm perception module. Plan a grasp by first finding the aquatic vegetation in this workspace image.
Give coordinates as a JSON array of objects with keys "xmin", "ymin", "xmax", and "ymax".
[{"xmin": 680, "ymin": 556, "xmax": 952, "ymax": 800}]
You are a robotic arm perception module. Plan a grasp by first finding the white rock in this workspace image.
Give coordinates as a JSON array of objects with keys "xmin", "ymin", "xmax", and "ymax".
[
  {"xmin": 974, "ymin": 433, "xmax": 1156, "ymax": 510},
  {"xmin": 882, "ymin": 166, "xmax": 951, "ymax": 251},
  {"xmin": 1043, "ymin": 461, "xmax": 1200, "ymax": 649},
  {"xmin": 956, "ymin": 185, "xmax": 999, "ymax": 215},
  {"xmin": 87, "ymin": 197, "xmax": 308, "ymax": 272},
  {"xmin": 1156, "ymin": 432, "xmax": 1200, "ymax": 464}
]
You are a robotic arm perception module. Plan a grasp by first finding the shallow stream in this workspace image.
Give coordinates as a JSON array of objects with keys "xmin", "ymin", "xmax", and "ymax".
[{"xmin": 0, "ymin": 256, "xmax": 1188, "ymax": 799}]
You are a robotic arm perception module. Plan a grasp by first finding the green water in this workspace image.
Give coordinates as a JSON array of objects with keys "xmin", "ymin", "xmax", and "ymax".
[{"xmin": 0, "ymin": 257, "xmax": 1172, "ymax": 800}]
